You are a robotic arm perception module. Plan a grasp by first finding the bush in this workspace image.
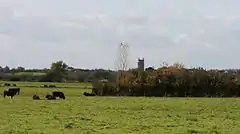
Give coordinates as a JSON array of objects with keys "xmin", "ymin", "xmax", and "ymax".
[{"xmin": 96, "ymin": 66, "xmax": 240, "ymax": 97}]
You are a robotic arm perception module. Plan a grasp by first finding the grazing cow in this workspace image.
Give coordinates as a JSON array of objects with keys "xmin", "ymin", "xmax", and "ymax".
[
  {"xmin": 52, "ymin": 91, "xmax": 65, "ymax": 99},
  {"xmin": 45, "ymin": 94, "xmax": 56, "ymax": 100},
  {"xmin": 12, "ymin": 84, "xmax": 16, "ymax": 87},
  {"xmin": 8, "ymin": 88, "xmax": 20, "ymax": 95},
  {"xmin": 3, "ymin": 91, "xmax": 17, "ymax": 99},
  {"xmin": 33, "ymin": 95, "xmax": 40, "ymax": 100},
  {"xmin": 3, "ymin": 83, "xmax": 11, "ymax": 86},
  {"xmin": 83, "ymin": 92, "xmax": 96, "ymax": 96}
]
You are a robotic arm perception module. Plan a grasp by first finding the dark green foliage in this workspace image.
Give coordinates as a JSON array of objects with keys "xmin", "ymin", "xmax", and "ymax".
[
  {"xmin": 0, "ymin": 61, "xmax": 115, "ymax": 82},
  {"xmin": 2, "ymin": 60, "xmax": 240, "ymax": 97},
  {"xmin": 95, "ymin": 66, "xmax": 240, "ymax": 97},
  {"xmin": 92, "ymin": 80, "xmax": 118, "ymax": 96},
  {"xmin": 45, "ymin": 61, "xmax": 68, "ymax": 82}
]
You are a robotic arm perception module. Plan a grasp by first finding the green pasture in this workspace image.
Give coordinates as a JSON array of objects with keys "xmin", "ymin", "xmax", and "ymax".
[
  {"xmin": 0, "ymin": 82, "xmax": 239, "ymax": 133},
  {"xmin": 0, "ymin": 81, "xmax": 92, "ymax": 89}
]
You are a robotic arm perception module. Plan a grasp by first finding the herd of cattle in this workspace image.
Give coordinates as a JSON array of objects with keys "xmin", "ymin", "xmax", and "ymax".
[{"xmin": 3, "ymin": 87, "xmax": 96, "ymax": 100}]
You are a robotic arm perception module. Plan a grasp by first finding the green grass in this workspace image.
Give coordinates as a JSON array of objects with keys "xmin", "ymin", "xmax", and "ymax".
[
  {"xmin": 0, "ymin": 81, "xmax": 92, "ymax": 88},
  {"xmin": 0, "ymin": 82, "xmax": 240, "ymax": 133}
]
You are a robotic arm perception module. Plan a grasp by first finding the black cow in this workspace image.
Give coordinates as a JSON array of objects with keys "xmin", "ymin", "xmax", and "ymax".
[
  {"xmin": 33, "ymin": 95, "xmax": 40, "ymax": 100},
  {"xmin": 83, "ymin": 92, "xmax": 96, "ymax": 96},
  {"xmin": 8, "ymin": 88, "xmax": 20, "ymax": 95},
  {"xmin": 3, "ymin": 91, "xmax": 17, "ymax": 99},
  {"xmin": 3, "ymin": 83, "xmax": 11, "ymax": 86},
  {"xmin": 45, "ymin": 94, "xmax": 56, "ymax": 100},
  {"xmin": 52, "ymin": 91, "xmax": 65, "ymax": 99}
]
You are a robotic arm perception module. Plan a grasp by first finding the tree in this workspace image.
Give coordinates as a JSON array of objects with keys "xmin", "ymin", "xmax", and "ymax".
[
  {"xmin": 45, "ymin": 61, "xmax": 68, "ymax": 82},
  {"xmin": 3, "ymin": 66, "xmax": 10, "ymax": 73},
  {"xmin": 145, "ymin": 66, "xmax": 155, "ymax": 71},
  {"xmin": 172, "ymin": 62, "xmax": 185, "ymax": 69},
  {"xmin": 16, "ymin": 66, "xmax": 25, "ymax": 72}
]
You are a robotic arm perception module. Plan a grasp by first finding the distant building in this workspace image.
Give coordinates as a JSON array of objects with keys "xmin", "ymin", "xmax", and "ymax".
[{"xmin": 137, "ymin": 58, "xmax": 145, "ymax": 71}]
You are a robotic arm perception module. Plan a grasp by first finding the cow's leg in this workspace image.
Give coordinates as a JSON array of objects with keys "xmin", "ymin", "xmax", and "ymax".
[{"xmin": 11, "ymin": 96, "xmax": 13, "ymax": 99}]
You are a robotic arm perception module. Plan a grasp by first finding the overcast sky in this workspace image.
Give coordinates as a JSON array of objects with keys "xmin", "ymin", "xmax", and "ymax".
[{"xmin": 1, "ymin": 0, "xmax": 240, "ymax": 69}]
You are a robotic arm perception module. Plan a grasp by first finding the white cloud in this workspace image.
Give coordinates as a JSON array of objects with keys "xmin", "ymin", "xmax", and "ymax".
[
  {"xmin": 229, "ymin": 16, "xmax": 240, "ymax": 20},
  {"xmin": 204, "ymin": 43, "xmax": 214, "ymax": 49},
  {"xmin": 173, "ymin": 34, "xmax": 189, "ymax": 44},
  {"xmin": 0, "ymin": 0, "xmax": 240, "ymax": 69}
]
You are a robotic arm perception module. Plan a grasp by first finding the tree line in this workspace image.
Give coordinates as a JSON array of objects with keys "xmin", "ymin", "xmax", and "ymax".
[
  {"xmin": 0, "ymin": 61, "xmax": 117, "ymax": 82},
  {"xmin": 93, "ymin": 63, "xmax": 240, "ymax": 97},
  {"xmin": 2, "ymin": 60, "xmax": 240, "ymax": 97}
]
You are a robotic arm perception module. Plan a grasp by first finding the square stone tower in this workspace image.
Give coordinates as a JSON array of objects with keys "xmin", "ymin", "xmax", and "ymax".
[{"xmin": 137, "ymin": 58, "xmax": 144, "ymax": 71}]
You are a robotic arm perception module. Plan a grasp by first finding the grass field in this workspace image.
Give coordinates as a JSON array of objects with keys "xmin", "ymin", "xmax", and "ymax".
[
  {"xmin": 0, "ymin": 81, "xmax": 91, "ymax": 89},
  {"xmin": 0, "ymin": 82, "xmax": 240, "ymax": 134}
]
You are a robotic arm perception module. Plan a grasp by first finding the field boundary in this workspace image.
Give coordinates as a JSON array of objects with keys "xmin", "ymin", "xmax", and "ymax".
[{"xmin": 1, "ymin": 85, "xmax": 92, "ymax": 89}]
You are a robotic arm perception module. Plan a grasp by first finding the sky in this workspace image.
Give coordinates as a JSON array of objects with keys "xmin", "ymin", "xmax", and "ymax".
[{"xmin": 0, "ymin": 0, "xmax": 240, "ymax": 69}]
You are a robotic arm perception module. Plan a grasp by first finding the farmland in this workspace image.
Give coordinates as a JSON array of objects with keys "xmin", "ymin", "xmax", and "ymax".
[{"xmin": 0, "ymin": 81, "xmax": 240, "ymax": 134}]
